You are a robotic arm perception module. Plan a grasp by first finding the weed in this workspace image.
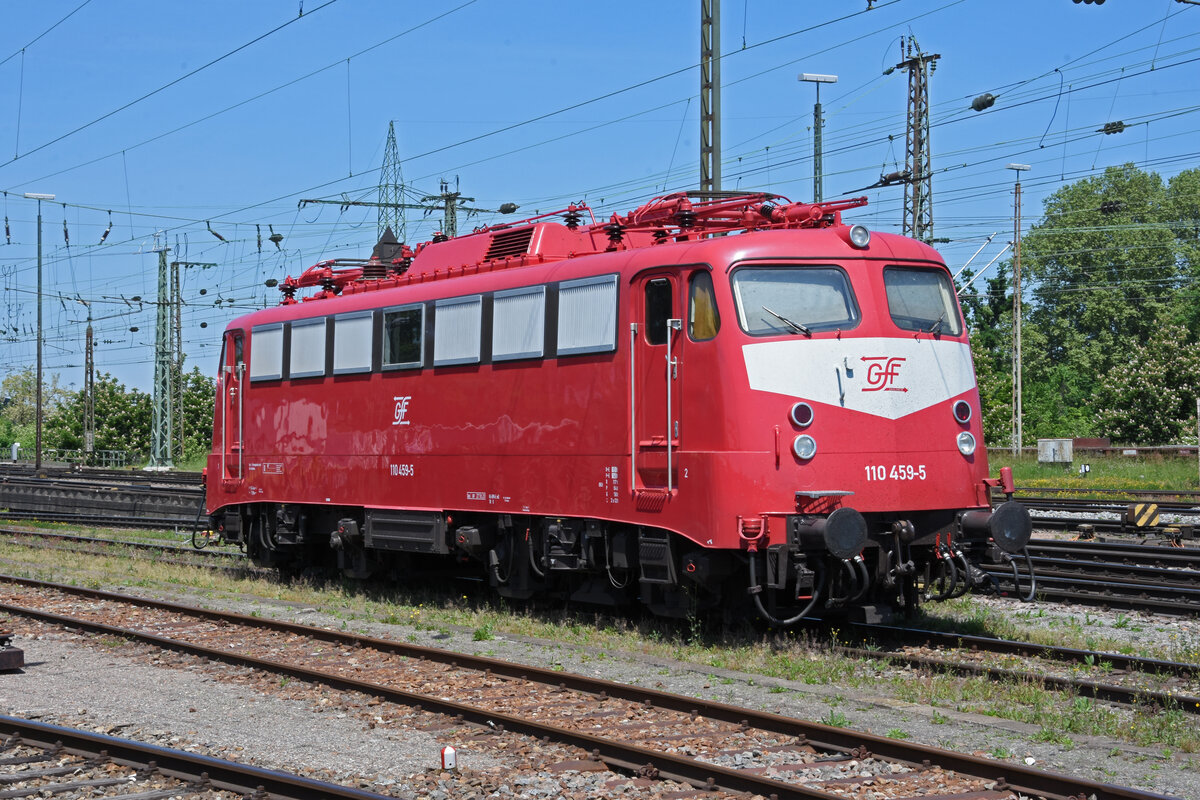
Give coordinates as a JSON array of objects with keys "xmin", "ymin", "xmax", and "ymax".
[
  {"xmin": 473, "ymin": 623, "xmax": 494, "ymax": 642},
  {"xmin": 1034, "ymin": 727, "xmax": 1074, "ymax": 747},
  {"xmin": 885, "ymin": 728, "xmax": 910, "ymax": 739},
  {"xmin": 823, "ymin": 710, "xmax": 849, "ymax": 728}
]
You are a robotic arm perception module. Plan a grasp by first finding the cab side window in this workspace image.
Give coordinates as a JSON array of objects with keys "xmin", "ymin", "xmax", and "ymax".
[
  {"xmin": 644, "ymin": 278, "xmax": 672, "ymax": 345},
  {"xmin": 688, "ymin": 270, "xmax": 720, "ymax": 341}
]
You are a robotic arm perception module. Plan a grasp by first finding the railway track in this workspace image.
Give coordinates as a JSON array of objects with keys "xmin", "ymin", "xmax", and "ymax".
[
  {"xmin": 0, "ymin": 714, "xmax": 401, "ymax": 800},
  {"xmin": 0, "ymin": 463, "xmax": 204, "ymax": 486},
  {"xmin": 985, "ymin": 539, "xmax": 1200, "ymax": 615},
  {"xmin": 0, "ymin": 575, "xmax": 1179, "ymax": 800},
  {"xmin": 0, "ymin": 472, "xmax": 204, "ymax": 529},
  {"xmin": 990, "ymin": 488, "xmax": 1200, "ymax": 541},
  {"xmin": 3, "ymin": 526, "xmax": 1195, "ymax": 716},
  {"xmin": 0, "ymin": 527, "xmax": 253, "ymax": 580},
  {"xmin": 4, "ymin": 523, "xmax": 1199, "ymax": 695},
  {"xmin": 836, "ymin": 622, "xmax": 1200, "ymax": 712}
]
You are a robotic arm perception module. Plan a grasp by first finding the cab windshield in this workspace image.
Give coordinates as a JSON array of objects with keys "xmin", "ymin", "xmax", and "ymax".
[
  {"xmin": 731, "ymin": 266, "xmax": 859, "ymax": 336},
  {"xmin": 883, "ymin": 266, "xmax": 963, "ymax": 336}
]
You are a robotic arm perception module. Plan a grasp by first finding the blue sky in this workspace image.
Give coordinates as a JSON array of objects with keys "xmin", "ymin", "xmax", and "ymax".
[{"xmin": 1, "ymin": 0, "xmax": 1197, "ymax": 392}]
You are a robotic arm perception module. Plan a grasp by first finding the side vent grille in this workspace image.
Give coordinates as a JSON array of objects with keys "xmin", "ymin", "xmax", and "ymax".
[{"xmin": 485, "ymin": 227, "xmax": 534, "ymax": 261}]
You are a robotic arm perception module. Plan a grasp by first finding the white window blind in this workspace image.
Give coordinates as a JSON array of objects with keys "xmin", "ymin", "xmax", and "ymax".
[
  {"xmin": 558, "ymin": 274, "xmax": 617, "ymax": 355},
  {"xmin": 249, "ymin": 324, "xmax": 283, "ymax": 381},
  {"xmin": 433, "ymin": 295, "xmax": 482, "ymax": 366},
  {"xmin": 290, "ymin": 319, "xmax": 326, "ymax": 378},
  {"xmin": 333, "ymin": 312, "xmax": 372, "ymax": 374},
  {"xmin": 493, "ymin": 286, "xmax": 545, "ymax": 361}
]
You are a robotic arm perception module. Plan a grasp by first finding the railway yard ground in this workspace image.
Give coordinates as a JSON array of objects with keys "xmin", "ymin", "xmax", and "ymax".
[{"xmin": 1, "ymin": 517, "xmax": 1199, "ymax": 799}]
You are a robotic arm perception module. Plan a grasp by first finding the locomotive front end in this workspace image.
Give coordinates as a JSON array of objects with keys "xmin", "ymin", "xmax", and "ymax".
[{"xmin": 728, "ymin": 228, "xmax": 1031, "ymax": 622}]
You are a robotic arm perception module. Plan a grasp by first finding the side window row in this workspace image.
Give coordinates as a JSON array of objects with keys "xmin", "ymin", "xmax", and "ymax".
[{"xmin": 248, "ymin": 274, "xmax": 618, "ymax": 382}]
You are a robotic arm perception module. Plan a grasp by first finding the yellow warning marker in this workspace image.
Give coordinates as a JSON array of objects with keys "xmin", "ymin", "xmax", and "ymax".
[{"xmin": 1125, "ymin": 503, "xmax": 1160, "ymax": 528}]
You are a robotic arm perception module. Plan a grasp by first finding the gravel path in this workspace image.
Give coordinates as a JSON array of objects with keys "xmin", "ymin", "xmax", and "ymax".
[{"xmin": 3, "ymin": 583, "xmax": 1197, "ymax": 799}]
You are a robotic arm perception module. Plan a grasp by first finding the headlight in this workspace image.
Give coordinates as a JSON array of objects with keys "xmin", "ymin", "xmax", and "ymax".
[
  {"xmin": 790, "ymin": 401, "xmax": 814, "ymax": 427},
  {"xmin": 957, "ymin": 431, "xmax": 977, "ymax": 456},
  {"xmin": 793, "ymin": 434, "xmax": 817, "ymax": 460},
  {"xmin": 953, "ymin": 400, "xmax": 972, "ymax": 424},
  {"xmin": 848, "ymin": 224, "xmax": 871, "ymax": 249}
]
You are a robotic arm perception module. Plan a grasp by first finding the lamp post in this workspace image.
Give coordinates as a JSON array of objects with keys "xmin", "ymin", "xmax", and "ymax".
[
  {"xmin": 1005, "ymin": 164, "xmax": 1030, "ymax": 457},
  {"xmin": 23, "ymin": 192, "xmax": 55, "ymax": 471},
  {"xmin": 799, "ymin": 73, "xmax": 838, "ymax": 203}
]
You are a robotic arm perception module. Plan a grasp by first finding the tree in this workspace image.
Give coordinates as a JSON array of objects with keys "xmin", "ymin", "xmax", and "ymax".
[
  {"xmin": 45, "ymin": 374, "xmax": 152, "ymax": 459},
  {"xmin": 1094, "ymin": 322, "xmax": 1200, "ymax": 445},
  {"xmin": 178, "ymin": 366, "xmax": 216, "ymax": 458},
  {"xmin": 959, "ymin": 263, "xmax": 1013, "ymax": 448},
  {"xmin": 1017, "ymin": 164, "xmax": 1196, "ymax": 443},
  {"xmin": 1162, "ymin": 168, "xmax": 1200, "ymax": 336},
  {"xmin": 0, "ymin": 367, "xmax": 69, "ymax": 450},
  {"xmin": 45, "ymin": 368, "xmax": 216, "ymax": 464}
]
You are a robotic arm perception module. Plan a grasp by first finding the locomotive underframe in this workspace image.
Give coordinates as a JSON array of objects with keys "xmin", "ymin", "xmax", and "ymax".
[{"xmin": 210, "ymin": 501, "xmax": 1007, "ymax": 623}]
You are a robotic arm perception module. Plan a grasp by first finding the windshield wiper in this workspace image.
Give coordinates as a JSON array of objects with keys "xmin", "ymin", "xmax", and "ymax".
[
  {"xmin": 761, "ymin": 305, "xmax": 811, "ymax": 336},
  {"xmin": 925, "ymin": 312, "xmax": 945, "ymax": 334}
]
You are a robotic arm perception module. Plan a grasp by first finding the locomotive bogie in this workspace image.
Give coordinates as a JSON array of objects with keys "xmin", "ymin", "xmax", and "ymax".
[{"xmin": 204, "ymin": 192, "xmax": 1030, "ymax": 625}]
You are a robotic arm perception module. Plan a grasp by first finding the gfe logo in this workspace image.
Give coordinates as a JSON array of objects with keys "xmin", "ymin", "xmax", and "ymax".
[
  {"xmin": 392, "ymin": 396, "xmax": 412, "ymax": 425},
  {"xmin": 861, "ymin": 357, "xmax": 907, "ymax": 392}
]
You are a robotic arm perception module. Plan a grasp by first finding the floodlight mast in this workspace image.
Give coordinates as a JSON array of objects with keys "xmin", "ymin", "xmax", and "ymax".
[
  {"xmin": 799, "ymin": 73, "xmax": 838, "ymax": 203},
  {"xmin": 23, "ymin": 192, "xmax": 55, "ymax": 471}
]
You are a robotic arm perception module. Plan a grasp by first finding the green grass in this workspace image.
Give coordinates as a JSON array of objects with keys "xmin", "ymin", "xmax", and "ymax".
[{"xmin": 988, "ymin": 452, "xmax": 1199, "ymax": 493}]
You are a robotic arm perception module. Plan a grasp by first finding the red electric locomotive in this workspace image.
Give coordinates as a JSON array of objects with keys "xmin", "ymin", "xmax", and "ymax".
[{"xmin": 204, "ymin": 192, "xmax": 1031, "ymax": 624}]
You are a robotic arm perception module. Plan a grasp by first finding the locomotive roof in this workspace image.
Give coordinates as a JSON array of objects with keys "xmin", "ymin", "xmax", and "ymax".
[{"xmin": 234, "ymin": 192, "xmax": 944, "ymax": 328}]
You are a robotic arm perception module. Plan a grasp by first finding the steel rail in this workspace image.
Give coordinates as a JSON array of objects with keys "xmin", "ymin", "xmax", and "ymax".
[
  {"xmin": 1024, "ymin": 540, "xmax": 1200, "ymax": 566},
  {"xmin": 11, "ymin": 528, "xmax": 1193, "ymax": 712},
  {"xmin": 830, "ymin": 644, "xmax": 1200, "ymax": 713},
  {"xmin": 1011, "ymin": 487, "xmax": 1200, "ymax": 501},
  {"xmin": 0, "ymin": 510, "xmax": 195, "ymax": 528},
  {"xmin": 0, "ymin": 574, "xmax": 1175, "ymax": 800},
  {"xmin": 1019, "ymin": 558, "xmax": 1200, "ymax": 587},
  {"xmin": 0, "ymin": 464, "xmax": 204, "ymax": 486},
  {"xmin": 0, "ymin": 527, "xmax": 238, "ymax": 559},
  {"xmin": 0, "ymin": 594, "xmax": 847, "ymax": 799},
  {"xmin": 849, "ymin": 623, "xmax": 1200, "ymax": 679},
  {"xmin": 0, "ymin": 714, "xmax": 402, "ymax": 800},
  {"xmin": 985, "ymin": 569, "xmax": 1200, "ymax": 616}
]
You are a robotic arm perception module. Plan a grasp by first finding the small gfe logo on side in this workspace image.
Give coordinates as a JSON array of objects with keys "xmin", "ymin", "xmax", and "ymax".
[
  {"xmin": 861, "ymin": 357, "xmax": 908, "ymax": 392},
  {"xmin": 392, "ymin": 396, "xmax": 412, "ymax": 425}
]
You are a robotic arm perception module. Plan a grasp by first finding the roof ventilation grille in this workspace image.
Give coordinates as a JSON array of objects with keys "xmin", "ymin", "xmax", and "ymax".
[{"xmin": 485, "ymin": 227, "xmax": 534, "ymax": 261}]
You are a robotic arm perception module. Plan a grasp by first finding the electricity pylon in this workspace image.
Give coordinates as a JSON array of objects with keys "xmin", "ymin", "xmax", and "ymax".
[
  {"xmin": 897, "ymin": 37, "xmax": 939, "ymax": 242},
  {"xmin": 379, "ymin": 122, "xmax": 405, "ymax": 242},
  {"xmin": 148, "ymin": 239, "xmax": 172, "ymax": 469}
]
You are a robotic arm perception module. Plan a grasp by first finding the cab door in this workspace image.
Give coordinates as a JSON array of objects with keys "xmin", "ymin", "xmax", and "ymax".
[
  {"xmin": 221, "ymin": 330, "xmax": 245, "ymax": 482},
  {"xmin": 631, "ymin": 274, "xmax": 682, "ymax": 498}
]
